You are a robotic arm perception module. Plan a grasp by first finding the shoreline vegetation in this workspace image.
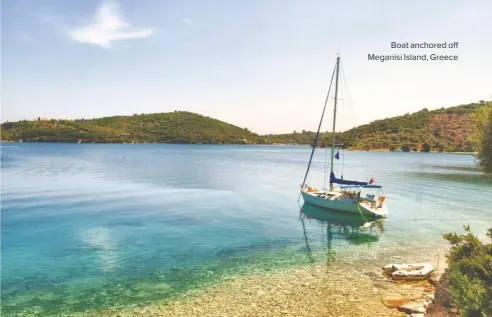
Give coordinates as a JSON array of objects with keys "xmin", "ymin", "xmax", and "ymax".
[
  {"xmin": 0, "ymin": 140, "xmax": 479, "ymax": 159},
  {"xmin": 0, "ymin": 140, "xmax": 478, "ymax": 156},
  {"xmin": 0, "ymin": 101, "xmax": 489, "ymax": 154}
]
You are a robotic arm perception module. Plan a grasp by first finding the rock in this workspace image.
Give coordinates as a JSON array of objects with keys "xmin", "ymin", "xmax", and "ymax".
[
  {"xmin": 382, "ymin": 294, "xmax": 410, "ymax": 308},
  {"xmin": 399, "ymin": 302, "xmax": 426, "ymax": 314},
  {"xmin": 429, "ymin": 275, "xmax": 440, "ymax": 285},
  {"xmin": 449, "ymin": 307, "xmax": 458, "ymax": 313},
  {"xmin": 426, "ymin": 293, "xmax": 435, "ymax": 301}
]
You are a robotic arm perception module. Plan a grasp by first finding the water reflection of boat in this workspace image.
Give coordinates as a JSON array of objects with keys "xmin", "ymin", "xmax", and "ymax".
[{"xmin": 299, "ymin": 203, "xmax": 385, "ymax": 263}]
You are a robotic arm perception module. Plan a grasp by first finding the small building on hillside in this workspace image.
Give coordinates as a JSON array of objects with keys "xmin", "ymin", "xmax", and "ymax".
[{"xmin": 38, "ymin": 117, "xmax": 51, "ymax": 122}]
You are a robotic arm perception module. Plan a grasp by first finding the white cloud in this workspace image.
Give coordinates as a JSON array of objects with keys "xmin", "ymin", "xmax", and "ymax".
[{"xmin": 68, "ymin": 0, "xmax": 152, "ymax": 49}]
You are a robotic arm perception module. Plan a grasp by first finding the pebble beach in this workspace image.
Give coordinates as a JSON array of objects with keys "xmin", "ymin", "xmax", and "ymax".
[{"xmin": 79, "ymin": 256, "xmax": 445, "ymax": 317}]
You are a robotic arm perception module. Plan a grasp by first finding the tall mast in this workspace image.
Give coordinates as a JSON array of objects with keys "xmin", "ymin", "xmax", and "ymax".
[
  {"xmin": 329, "ymin": 56, "xmax": 340, "ymax": 190},
  {"xmin": 300, "ymin": 59, "xmax": 337, "ymax": 190}
]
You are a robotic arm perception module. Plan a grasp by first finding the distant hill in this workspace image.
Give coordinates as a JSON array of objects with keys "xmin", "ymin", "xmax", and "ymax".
[
  {"xmin": 262, "ymin": 101, "xmax": 488, "ymax": 152},
  {"xmin": 0, "ymin": 111, "xmax": 259, "ymax": 144},
  {"xmin": 0, "ymin": 101, "xmax": 488, "ymax": 151}
]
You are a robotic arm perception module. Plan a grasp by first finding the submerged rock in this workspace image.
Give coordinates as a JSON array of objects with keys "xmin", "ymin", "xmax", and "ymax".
[{"xmin": 382, "ymin": 294, "xmax": 410, "ymax": 308}]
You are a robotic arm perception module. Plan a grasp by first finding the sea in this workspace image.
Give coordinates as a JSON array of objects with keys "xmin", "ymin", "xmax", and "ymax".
[{"xmin": 1, "ymin": 143, "xmax": 491, "ymax": 316}]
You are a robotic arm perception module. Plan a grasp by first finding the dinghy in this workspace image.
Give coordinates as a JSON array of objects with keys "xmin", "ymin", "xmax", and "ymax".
[{"xmin": 382, "ymin": 263, "xmax": 434, "ymax": 281}]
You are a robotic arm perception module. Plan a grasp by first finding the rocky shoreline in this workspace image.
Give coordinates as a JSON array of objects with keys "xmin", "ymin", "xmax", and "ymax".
[
  {"xmin": 425, "ymin": 270, "xmax": 460, "ymax": 317},
  {"xmin": 76, "ymin": 256, "xmax": 453, "ymax": 317}
]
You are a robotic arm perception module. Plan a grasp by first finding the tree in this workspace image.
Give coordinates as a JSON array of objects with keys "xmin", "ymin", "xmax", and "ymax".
[
  {"xmin": 401, "ymin": 144, "xmax": 410, "ymax": 152},
  {"xmin": 389, "ymin": 145, "xmax": 396, "ymax": 152},
  {"xmin": 422, "ymin": 143, "xmax": 431, "ymax": 152},
  {"xmin": 443, "ymin": 226, "xmax": 492, "ymax": 316},
  {"xmin": 470, "ymin": 102, "xmax": 492, "ymax": 175}
]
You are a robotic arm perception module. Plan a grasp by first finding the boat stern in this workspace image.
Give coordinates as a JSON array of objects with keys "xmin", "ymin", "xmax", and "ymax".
[{"xmin": 358, "ymin": 201, "xmax": 388, "ymax": 218}]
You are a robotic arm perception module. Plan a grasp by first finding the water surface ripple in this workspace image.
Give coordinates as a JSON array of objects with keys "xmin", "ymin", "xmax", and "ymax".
[{"xmin": 1, "ymin": 144, "xmax": 491, "ymax": 316}]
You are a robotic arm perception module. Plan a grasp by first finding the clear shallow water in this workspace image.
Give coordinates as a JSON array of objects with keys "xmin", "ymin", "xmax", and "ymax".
[{"xmin": 1, "ymin": 144, "xmax": 491, "ymax": 316}]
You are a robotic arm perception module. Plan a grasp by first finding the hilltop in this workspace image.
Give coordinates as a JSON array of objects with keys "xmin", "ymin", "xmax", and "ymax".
[
  {"xmin": 0, "ymin": 111, "xmax": 259, "ymax": 144},
  {"xmin": 0, "ymin": 101, "xmax": 488, "ymax": 151}
]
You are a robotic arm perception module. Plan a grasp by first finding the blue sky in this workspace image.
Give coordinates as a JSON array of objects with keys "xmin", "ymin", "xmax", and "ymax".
[{"xmin": 2, "ymin": 0, "xmax": 491, "ymax": 134}]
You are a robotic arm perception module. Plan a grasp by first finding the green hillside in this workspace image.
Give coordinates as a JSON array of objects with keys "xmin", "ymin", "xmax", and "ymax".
[
  {"xmin": 0, "ymin": 101, "xmax": 488, "ymax": 152},
  {"xmin": 263, "ymin": 101, "xmax": 488, "ymax": 152},
  {"xmin": 0, "ymin": 111, "xmax": 259, "ymax": 144}
]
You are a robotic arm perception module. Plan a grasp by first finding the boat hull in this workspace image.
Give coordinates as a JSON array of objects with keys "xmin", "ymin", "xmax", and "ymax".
[{"xmin": 301, "ymin": 191, "xmax": 387, "ymax": 218}]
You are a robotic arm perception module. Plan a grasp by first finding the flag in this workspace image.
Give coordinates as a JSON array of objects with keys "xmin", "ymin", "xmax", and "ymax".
[
  {"xmin": 335, "ymin": 150, "xmax": 340, "ymax": 160},
  {"xmin": 368, "ymin": 178, "xmax": 375, "ymax": 184}
]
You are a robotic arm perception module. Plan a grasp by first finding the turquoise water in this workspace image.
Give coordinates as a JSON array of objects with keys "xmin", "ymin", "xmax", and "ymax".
[{"xmin": 1, "ymin": 144, "xmax": 491, "ymax": 316}]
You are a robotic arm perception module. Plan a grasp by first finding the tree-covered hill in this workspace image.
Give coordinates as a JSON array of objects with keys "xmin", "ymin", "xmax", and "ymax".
[
  {"xmin": 1, "ymin": 101, "xmax": 488, "ymax": 152},
  {"xmin": 262, "ymin": 101, "xmax": 488, "ymax": 152},
  {"xmin": 0, "ymin": 111, "xmax": 259, "ymax": 144}
]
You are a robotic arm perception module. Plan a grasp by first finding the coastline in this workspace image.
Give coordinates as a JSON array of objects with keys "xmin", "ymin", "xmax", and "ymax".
[
  {"xmin": 74, "ymin": 244, "xmax": 449, "ymax": 317},
  {"xmin": 0, "ymin": 141, "xmax": 477, "ymax": 155}
]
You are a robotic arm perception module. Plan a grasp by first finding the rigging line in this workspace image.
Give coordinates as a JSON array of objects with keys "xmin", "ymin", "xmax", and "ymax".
[
  {"xmin": 355, "ymin": 204, "xmax": 369, "ymax": 224},
  {"xmin": 339, "ymin": 61, "xmax": 361, "ymax": 133},
  {"xmin": 366, "ymin": 164, "xmax": 374, "ymax": 180},
  {"xmin": 324, "ymin": 140, "xmax": 329, "ymax": 189},
  {"xmin": 338, "ymin": 63, "xmax": 346, "ymax": 177},
  {"xmin": 361, "ymin": 220, "xmax": 407, "ymax": 259},
  {"xmin": 329, "ymin": 56, "xmax": 341, "ymax": 191},
  {"xmin": 300, "ymin": 58, "xmax": 338, "ymax": 190}
]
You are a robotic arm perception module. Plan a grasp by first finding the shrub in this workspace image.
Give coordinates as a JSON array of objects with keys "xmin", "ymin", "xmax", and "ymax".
[
  {"xmin": 470, "ymin": 103, "xmax": 492, "ymax": 175},
  {"xmin": 443, "ymin": 226, "xmax": 492, "ymax": 316}
]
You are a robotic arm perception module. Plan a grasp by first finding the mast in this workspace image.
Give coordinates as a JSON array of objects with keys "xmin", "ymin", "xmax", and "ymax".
[
  {"xmin": 300, "ymin": 59, "xmax": 337, "ymax": 190},
  {"xmin": 329, "ymin": 56, "xmax": 340, "ymax": 191}
]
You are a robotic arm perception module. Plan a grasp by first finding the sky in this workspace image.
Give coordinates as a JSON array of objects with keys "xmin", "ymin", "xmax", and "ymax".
[{"xmin": 2, "ymin": 0, "xmax": 491, "ymax": 134}]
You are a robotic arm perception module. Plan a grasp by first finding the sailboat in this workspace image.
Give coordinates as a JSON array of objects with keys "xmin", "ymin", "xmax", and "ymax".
[{"xmin": 300, "ymin": 55, "xmax": 389, "ymax": 218}]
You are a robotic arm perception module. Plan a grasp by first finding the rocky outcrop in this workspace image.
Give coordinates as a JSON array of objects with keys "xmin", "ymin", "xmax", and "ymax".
[{"xmin": 425, "ymin": 270, "xmax": 459, "ymax": 317}]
